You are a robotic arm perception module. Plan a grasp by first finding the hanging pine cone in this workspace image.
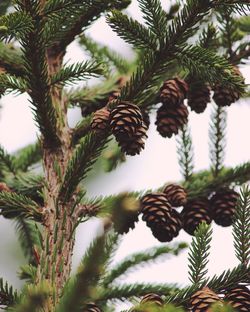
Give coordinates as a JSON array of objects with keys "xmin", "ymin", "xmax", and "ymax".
[
  {"xmin": 140, "ymin": 193, "xmax": 182, "ymax": 242},
  {"xmin": 209, "ymin": 188, "xmax": 239, "ymax": 227},
  {"xmin": 213, "ymin": 67, "xmax": 244, "ymax": 107},
  {"xmin": 155, "ymin": 102, "xmax": 188, "ymax": 138},
  {"xmin": 141, "ymin": 293, "xmax": 163, "ymax": 306},
  {"xmin": 91, "ymin": 107, "xmax": 110, "ymax": 132},
  {"xmin": 187, "ymin": 82, "xmax": 211, "ymax": 113},
  {"xmin": 224, "ymin": 285, "xmax": 250, "ymax": 312},
  {"xmin": 189, "ymin": 287, "xmax": 222, "ymax": 312},
  {"xmin": 181, "ymin": 198, "xmax": 211, "ymax": 236},
  {"xmin": 112, "ymin": 193, "xmax": 140, "ymax": 234},
  {"xmin": 110, "ymin": 101, "xmax": 143, "ymax": 139},
  {"xmin": 163, "ymin": 184, "xmax": 187, "ymax": 207},
  {"xmin": 86, "ymin": 303, "xmax": 102, "ymax": 312},
  {"xmin": 160, "ymin": 78, "xmax": 189, "ymax": 107},
  {"xmin": 118, "ymin": 121, "xmax": 148, "ymax": 156}
]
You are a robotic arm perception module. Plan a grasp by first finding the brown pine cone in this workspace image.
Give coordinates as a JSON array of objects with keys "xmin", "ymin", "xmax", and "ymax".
[
  {"xmin": 141, "ymin": 293, "xmax": 163, "ymax": 306},
  {"xmin": 119, "ymin": 121, "xmax": 148, "ymax": 156},
  {"xmin": 160, "ymin": 78, "xmax": 189, "ymax": 106},
  {"xmin": 224, "ymin": 285, "xmax": 250, "ymax": 312},
  {"xmin": 141, "ymin": 193, "xmax": 182, "ymax": 242},
  {"xmin": 86, "ymin": 303, "xmax": 102, "ymax": 312},
  {"xmin": 213, "ymin": 67, "xmax": 244, "ymax": 107},
  {"xmin": 155, "ymin": 103, "xmax": 188, "ymax": 138},
  {"xmin": 209, "ymin": 188, "xmax": 239, "ymax": 227},
  {"xmin": 0, "ymin": 183, "xmax": 11, "ymax": 192},
  {"xmin": 91, "ymin": 107, "xmax": 110, "ymax": 132},
  {"xmin": 189, "ymin": 287, "xmax": 222, "ymax": 312},
  {"xmin": 187, "ymin": 82, "xmax": 211, "ymax": 113},
  {"xmin": 181, "ymin": 198, "xmax": 212, "ymax": 236},
  {"xmin": 163, "ymin": 184, "xmax": 187, "ymax": 207},
  {"xmin": 110, "ymin": 101, "xmax": 143, "ymax": 139}
]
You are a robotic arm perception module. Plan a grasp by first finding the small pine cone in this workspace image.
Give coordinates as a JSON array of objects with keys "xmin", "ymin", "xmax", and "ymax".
[
  {"xmin": 160, "ymin": 78, "xmax": 189, "ymax": 106},
  {"xmin": 86, "ymin": 303, "xmax": 102, "ymax": 312},
  {"xmin": 181, "ymin": 198, "xmax": 211, "ymax": 236},
  {"xmin": 141, "ymin": 293, "xmax": 163, "ymax": 306},
  {"xmin": 112, "ymin": 193, "xmax": 140, "ymax": 234},
  {"xmin": 110, "ymin": 101, "xmax": 142, "ymax": 139},
  {"xmin": 141, "ymin": 193, "xmax": 182, "ymax": 242},
  {"xmin": 213, "ymin": 67, "xmax": 244, "ymax": 107},
  {"xmin": 155, "ymin": 102, "xmax": 188, "ymax": 138},
  {"xmin": 224, "ymin": 285, "xmax": 250, "ymax": 312},
  {"xmin": 91, "ymin": 107, "xmax": 110, "ymax": 132},
  {"xmin": 119, "ymin": 121, "xmax": 148, "ymax": 156},
  {"xmin": 187, "ymin": 82, "xmax": 211, "ymax": 113},
  {"xmin": 189, "ymin": 287, "xmax": 222, "ymax": 312},
  {"xmin": 151, "ymin": 209, "xmax": 182, "ymax": 242},
  {"xmin": 209, "ymin": 188, "xmax": 239, "ymax": 227},
  {"xmin": 163, "ymin": 184, "xmax": 187, "ymax": 207}
]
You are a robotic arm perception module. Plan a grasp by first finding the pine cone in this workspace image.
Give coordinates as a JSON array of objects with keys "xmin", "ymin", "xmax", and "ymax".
[
  {"xmin": 189, "ymin": 287, "xmax": 222, "ymax": 312},
  {"xmin": 86, "ymin": 303, "xmax": 102, "ymax": 312},
  {"xmin": 160, "ymin": 78, "xmax": 189, "ymax": 106},
  {"xmin": 209, "ymin": 188, "xmax": 239, "ymax": 227},
  {"xmin": 155, "ymin": 103, "xmax": 188, "ymax": 138},
  {"xmin": 141, "ymin": 193, "xmax": 182, "ymax": 242},
  {"xmin": 110, "ymin": 101, "xmax": 143, "ymax": 139},
  {"xmin": 181, "ymin": 198, "xmax": 211, "ymax": 236},
  {"xmin": 141, "ymin": 293, "xmax": 163, "ymax": 306},
  {"xmin": 0, "ymin": 182, "xmax": 11, "ymax": 192},
  {"xmin": 224, "ymin": 285, "xmax": 250, "ymax": 312},
  {"xmin": 163, "ymin": 184, "xmax": 187, "ymax": 207},
  {"xmin": 91, "ymin": 107, "xmax": 110, "ymax": 132},
  {"xmin": 213, "ymin": 67, "xmax": 244, "ymax": 107},
  {"xmin": 187, "ymin": 82, "xmax": 211, "ymax": 113},
  {"xmin": 119, "ymin": 121, "xmax": 148, "ymax": 156},
  {"xmin": 112, "ymin": 193, "xmax": 140, "ymax": 234}
]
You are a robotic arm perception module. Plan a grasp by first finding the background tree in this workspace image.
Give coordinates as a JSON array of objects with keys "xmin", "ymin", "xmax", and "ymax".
[{"xmin": 0, "ymin": 0, "xmax": 249, "ymax": 311}]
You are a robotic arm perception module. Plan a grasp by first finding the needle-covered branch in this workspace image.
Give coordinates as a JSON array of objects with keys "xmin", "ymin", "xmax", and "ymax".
[
  {"xmin": 233, "ymin": 185, "xmax": 250, "ymax": 266},
  {"xmin": 0, "ymin": 278, "xmax": 18, "ymax": 308}
]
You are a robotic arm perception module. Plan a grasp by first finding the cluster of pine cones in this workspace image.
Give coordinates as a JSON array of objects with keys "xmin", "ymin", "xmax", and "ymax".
[
  {"xmin": 91, "ymin": 101, "xmax": 148, "ymax": 156},
  {"xmin": 127, "ymin": 285, "xmax": 250, "ymax": 312},
  {"xmin": 110, "ymin": 184, "xmax": 239, "ymax": 240},
  {"xmin": 139, "ymin": 184, "xmax": 239, "ymax": 242}
]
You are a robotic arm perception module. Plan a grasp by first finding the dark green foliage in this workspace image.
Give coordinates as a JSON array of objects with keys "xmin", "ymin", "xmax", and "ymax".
[
  {"xmin": 59, "ymin": 132, "xmax": 110, "ymax": 202},
  {"xmin": 176, "ymin": 124, "xmax": 194, "ymax": 181},
  {"xmin": 0, "ymin": 191, "xmax": 42, "ymax": 221},
  {"xmin": 209, "ymin": 105, "xmax": 227, "ymax": 177},
  {"xmin": 0, "ymin": 278, "xmax": 18, "ymax": 308},
  {"xmin": 188, "ymin": 223, "xmax": 212, "ymax": 284},
  {"xmin": 232, "ymin": 185, "xmax": 250, "ymax": 266},
  {"xmin": 0, "ymin": 144, "xmax": 17, "ymax": 176},
  {"xmin": 0, "ymin": 0, "xmax": 11, "ymax": 16},
  {"xmin": 14, "ymin": 142, "xmax": 42, "ymax": 172}
]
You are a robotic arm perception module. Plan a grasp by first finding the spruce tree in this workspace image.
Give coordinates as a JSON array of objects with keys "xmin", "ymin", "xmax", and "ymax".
[{"xmin": 0, "ymin": 0, "xmax": 249, "ymax": 311}]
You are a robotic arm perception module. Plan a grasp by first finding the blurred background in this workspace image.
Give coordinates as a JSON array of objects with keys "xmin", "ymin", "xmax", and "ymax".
[{"xmin": 0, "ymin": 0, "xmax": 249, "ymax": 310}]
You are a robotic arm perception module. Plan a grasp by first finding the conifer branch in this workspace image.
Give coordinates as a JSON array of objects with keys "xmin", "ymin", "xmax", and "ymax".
[
  {"xmin": 56, "ymin": 234, "xmax": 107, "ymax": 312},
  {"xmin": 0, "ymin": 73, "xmax": 27, "ymax": 95},
  {"xmin": 0, "ymin": 144, "xmax": 17, "ymax": 176},
  {"xmin": 15, "ymin": 218, "xmax": 41, "ymax": 263},
  {"xmin": 59, "ymin": 132, "xmax": 110, "ymax": 202},
  {"xmin": 103, "ymin": 243, "xmax": 188, "ymax": 286},
  {"xmin": 0, "ymin": 0, "xmax": 11, "ymax": 16},
  {"xmin": 98, "ymin": 283, "xmax": 180, "ymax": 302},
  {"xmin": 50, "ymin": 61, "xmax": 103, "ymax": 87},
  {"xmin": 14, "ymin": 142, "xmax": 42, "ymax": 172},
  {"xmin": 0, "ymin": 43, "xmax": 25, "ymax": 77},
  {"xmin": 188, "ymin": 223, "xmax": 212, "ymax": 285},
  {"xmin": 165, "ymin": 264, "xmax": 249, "ymax": 305},
  {"xmin": 107, "ymin": 10, "xmax": 158, "ymax": 50},
  {"xmin": 232, "ymin": 185, "xmax": 250, "ymax": 266},
  {"xmin": 209, "ymin": 104, "xmax": 227, "ymax": 178},
  {"xmin": 176, "ymin": 124, "xmax": 194, "ymax": 181},
  {"xmin": 18, "ymin": 1, "xmax": 60, "ymax": 147},
  {"xmin": 0, "ymin": 278, "xmax": 18, "ymax": 308},
  {"xmin": 72, "ymin": 116, "xmax": 92, "ymax": 144},
  {"xmin": 0, "ymin": 191, "xmax": 42, "ymax": 221}
]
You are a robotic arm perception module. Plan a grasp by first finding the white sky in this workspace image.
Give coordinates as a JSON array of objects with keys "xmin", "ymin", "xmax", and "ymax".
[{"xmin": 0, "ymin": 1, "xmax": 249, "ymax": 310}]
